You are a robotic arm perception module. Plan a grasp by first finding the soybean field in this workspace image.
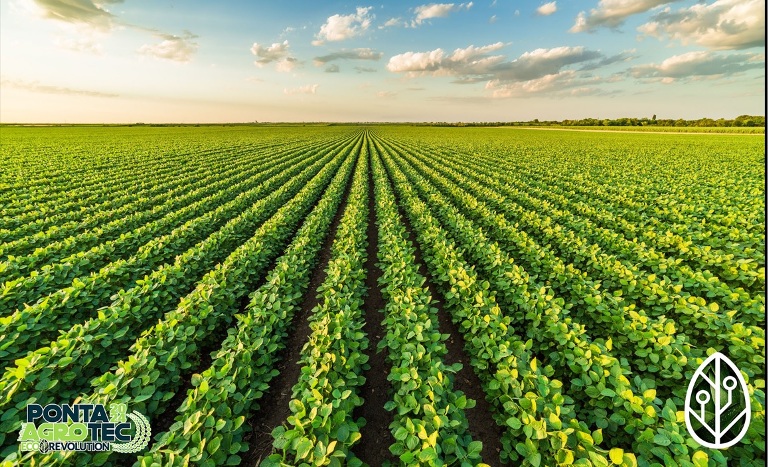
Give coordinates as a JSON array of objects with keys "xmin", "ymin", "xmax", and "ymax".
[{"xmin": 0, "ymin": 125, "xmax": 765, "ymax": 467}]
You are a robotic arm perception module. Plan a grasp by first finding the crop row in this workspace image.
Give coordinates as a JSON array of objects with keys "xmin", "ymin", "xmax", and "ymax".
[
  {"xmin": 140, "ymin": 128, "xmax": 359, "ymax": 467},
  {"xmin": 265, "ymin": 134, "xmax": 371, "ymax": 466},
  {"xmin": 0, "ymin": 134, "xmax": 339, "ymax": 261},
  {"xmin": 5, "ymin": 132, "xmax": 362, "ymax": 465},
  {"xmin": 373, "ymin": 135, "xmax": 623, "ymax": 466},
  {"xmin": 0, "ymin": 134, "xmax": 349, "ymax": 313},
  {"xmin": 0, "ymin": 135, "xmax": 359, "ymax": 457},
  {"xmin": 0, "ymin": 127, "xmax": 329, "ymax": 216},
  {"xmin": 370, "ymin": 141, "xmax": 481, "ymax": 465},
  {"xmin": 436, "ymin": 144, "xmax": 764, "ymax": 295},
  {"xmin": 0, "ymin": 126, "xmax": 762, "ymax": 467},
  {"xmin": 374, "ymin": 131, "xmax": 764, "ymax": 466},
  {"xmin": 2, "ymin": 143, "xmax": 255, "ymax": 232},
  {"xmin": 386, "ymin": 136, "xmax": 765, "ymax": 381},
  {"xmin": 0, "ymin": 134, "xmax": 358, "ymax": 368}
]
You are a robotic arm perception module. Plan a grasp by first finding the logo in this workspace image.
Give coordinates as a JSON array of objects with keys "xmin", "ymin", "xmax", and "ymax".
[
  {"xmin": 17, "ymin": 403, "xmax": 150, "ymax": 454},
  {"xmin": 685, "ymin": 352, "xmax": 751, "ymax": 449}
]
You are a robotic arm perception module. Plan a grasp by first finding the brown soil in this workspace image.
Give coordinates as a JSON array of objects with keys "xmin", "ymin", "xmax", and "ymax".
[
  {"xmin": 240, "ymin": 153, "xmax": 358, "ymax": 467},
  {"xmin": 380, "ymin": 147, "xmax": 507, "ymax": 466},
  {"xmin": 350, "ymin": 145, "xmax": 396, "ymax": 464}
]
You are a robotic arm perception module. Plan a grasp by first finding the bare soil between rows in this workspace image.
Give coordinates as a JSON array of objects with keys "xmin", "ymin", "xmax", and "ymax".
[
  {"xmin": 241, "ymin": 151, "xmax": 358, "ymax": 467},
  {"xmin": 378, "ymin": 142, "xmax": 506, "ymax": 466},
  {"xmin": 350, "ymin": 145, "xmax": 396, "ymax": 464}
]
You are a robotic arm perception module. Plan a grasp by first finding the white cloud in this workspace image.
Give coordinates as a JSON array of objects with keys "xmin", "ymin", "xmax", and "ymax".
[
  {"xmin": 275, "ymin": 58, "xmax": 299, "ymax": 73},
  {"xmin": 26, "ymin": 0, "xmax": 204, "ymax": 61},
  {"xmin": 485, "ymin": 71, "xmax": 575, "ymax": 97},
  {"xmin": 376, "ymin": 90, "xmax": 397, "ymax": 98},
  {"xmin": 325, "ymin": 64, "xmax": 340, "ymax": 73},
  {"xmin": 489, "ymin": 15, "xmax": 497, "ymax": 24},
  {"xmin": 2, "ymin": 77, "xmax": 118, "ymax": 97},
  {"xmin": 138, "ymin": 32, "xmax": 198, "ymax": 63},
  {"xmin": 313, "ymin": 7, "xmax": 373, "ymax": 44},
  {"xmin": 388, "ymin": 44, "xmax": 603, "ymax": 82},
  {"xmin": 387, "ymin": 43, "xmax": 621, "ymax": 97},
  {"xmin": 570, "ymin": 0, "xmax": 677, "ymax": 32},
  {"xmin": 251, "ymin": 40, "xmax": 290, "ymax": 64},
  {"xmin": 381, "ymin": 17, "xmax": 403, "ymax": 28},
  {"xmin": 53, "ymin": 26, "xmax": 104, "ymax": 53},
  {"xmin": 449, "ymin": 42, "xmax": 506, "ymax": 62},
  {"xmin": 313, "ymin": 48, "xmax": 383, "ymax": 65},
  {"xmin": 387, "ymin": 49, "xmax": 447, "ymax": 73},
  {"xmin": 411, "ymin": 2, "xmax": 473, "ymax": 27},
  {"xmin": 638, "ymin": 0, "xmax": 764, "ymax": 50},
  {"xmin": 629, "ymin": 51, "xmax": 764, "ymax": 81},
  {"xmin": 25, "ymin": 0, "xmax": 122, "ymax": 30},
  {"xmin": 496, "ymin": 46, "xmax": 603, "ymax": 81},
  {"xmin": 536, "ymin": 2, "xmax": 557, "ymax": 16},
  {"xmin": 484, "ymin": 71, "xmax": 615, "ymax": 98},
  {"xmin": 284, "ymin": 84, "xmax": 319, "ymax": 95},
  {"xmin": 251, "ymin": 40, "xmax": 299, "ymax": 72}
]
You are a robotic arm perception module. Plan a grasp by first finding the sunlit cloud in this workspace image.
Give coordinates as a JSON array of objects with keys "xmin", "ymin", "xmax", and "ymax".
[
  {"xmin": 570, "ymin": 0, "xmax": 679, "ymax": 33},
  {"xmin": 536, "ymin": 2, "xmax": 557, "ymax": 16},
  {"xmin": 21, "ymin": 0, "xmax": 201, "ymax": 61},
  {"xmin": 53, "ymin": 26, "xmax": 104, "ymax": 53},
  {"xmin": 485, "ymin": 71, "xmax": 574, "ymax": 97},
  {"xmin": 251, "ymin": 40, "xmax": 299, "ymax": 72},
  {"xmin": 638, "ymin": 0, "xmax": 765, "ymax": 50},
  {"xmin": 387, "ymin": 42, "xmax": 506, "ymax": 76},
  {"xmin": 629, "ymin": 51, "xmax": 765, "ymax": 82},
  {"xmin": 313, "ymin": 7, "xmax": 373, "ymax": 45},
  {"xmin": 138, "ymin": 32, "xmax": 198, "ymax": 63},
  {"xmin": 387, "ymin": 43, "xmax": 607, "ymax": 83},
  {"xmin": 380, "ymin": 17, "xmax": 403, "ymax": 28},
  {"xmin": 387, "ymin": 43, "xmax": 629, "ymax": 98},
  {"xmin": 26, "ymin": 0, "xmax": 122, "ymax": 30},
  {"xmin": 313, "ymin": 48, "xmax": 383, "ymax": 65},
  {"xmin": 284, "ymin": 84, "xmax": 319, "ymax": 95},
  {"xmin": 484, "ymin": 71, "xmax": 615, "ymax": 98},
  {"xmin": 1, "ymin": 77, "xmax": 118, "ymax": 97},
  {"xmin": 411, "ymin": 2, "xmax": 473, "ymax": 27}
]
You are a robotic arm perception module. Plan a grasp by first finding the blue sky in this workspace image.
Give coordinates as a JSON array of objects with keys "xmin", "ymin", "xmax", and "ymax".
[{"xmin": 0, "ymin": 0, "xmax": 764, "ymax": 122}]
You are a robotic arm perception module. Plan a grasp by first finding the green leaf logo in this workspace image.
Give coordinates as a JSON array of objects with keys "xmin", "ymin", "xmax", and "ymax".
[{"xmin": 684, "ymin": 352, "xmax": 750, "ymax": 449}]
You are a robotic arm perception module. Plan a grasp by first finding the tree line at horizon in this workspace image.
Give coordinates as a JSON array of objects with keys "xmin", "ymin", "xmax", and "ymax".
[{"xmin": 429, "ymin": 115, "xmax": 765, "ymax": 128}]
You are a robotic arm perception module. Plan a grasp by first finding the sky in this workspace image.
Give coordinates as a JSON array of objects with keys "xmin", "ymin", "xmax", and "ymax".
[{"xmin": 0, "ymin": 0, "xmax": 764, "ymax": 123}]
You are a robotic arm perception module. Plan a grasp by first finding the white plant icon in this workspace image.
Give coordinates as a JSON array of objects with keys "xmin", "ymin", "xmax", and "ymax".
[{"xmin": 685, "ymin": 352, "xmax": 751, "ymax": 449}]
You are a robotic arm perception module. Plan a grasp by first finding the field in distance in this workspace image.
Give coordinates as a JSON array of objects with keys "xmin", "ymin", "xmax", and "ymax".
[{"xmin": 0, "ymin": 125, "xmax": 765, "ymax": 466}]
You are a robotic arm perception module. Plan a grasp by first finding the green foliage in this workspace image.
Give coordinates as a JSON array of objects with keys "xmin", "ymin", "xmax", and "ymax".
[
  {"xmin": 266, "ymin": 138, "xmax": 371, "ymax": 466},
  {"xmin": 372, "ymin": 145, "xmax": 483, "ymax": 465},
  {"xmin": 144, "ymin": 137, "xmax": 359, "ymax": 466},
  {"xmin": 0, "ymin": 126, "xmax": 763, "ymax": 466}
]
